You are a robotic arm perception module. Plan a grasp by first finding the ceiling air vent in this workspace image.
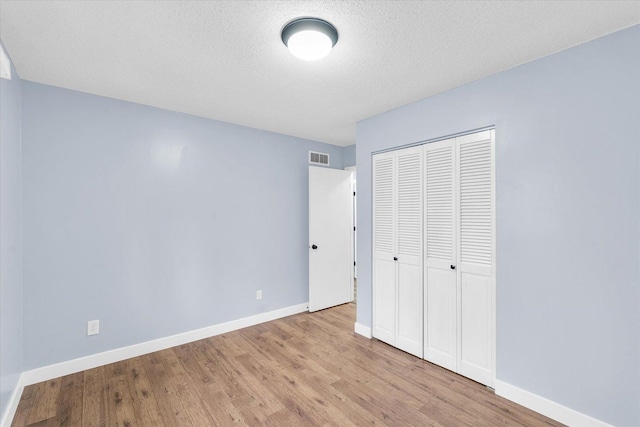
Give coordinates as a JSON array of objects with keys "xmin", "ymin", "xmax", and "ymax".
[{"xmin": 309, "ymin": 151, "xmax": 330, "ymax": 166}]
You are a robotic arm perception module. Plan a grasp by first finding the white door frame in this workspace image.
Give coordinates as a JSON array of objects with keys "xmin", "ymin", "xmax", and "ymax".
[{"xmin": 345, "ymin": 166, "xmax": 356, "ymax": 302}]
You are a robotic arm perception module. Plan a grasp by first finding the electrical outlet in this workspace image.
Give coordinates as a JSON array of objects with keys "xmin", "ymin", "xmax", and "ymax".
[
  {"xmin": 87, "ymin": 319, "xmax": 100, "ymax": 336},
  {"xmin": 256, "ymin": 290, "xmax": 262, "ymax": 300}
]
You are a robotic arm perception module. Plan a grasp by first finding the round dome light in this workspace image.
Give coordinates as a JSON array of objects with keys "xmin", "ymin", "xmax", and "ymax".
[{"xmin": 281, "ymin": 18, "xmax": 338, "ymax": 61}]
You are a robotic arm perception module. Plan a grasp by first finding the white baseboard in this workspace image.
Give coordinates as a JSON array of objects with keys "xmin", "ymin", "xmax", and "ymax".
[
  {"xmin": 0, "ymin": 374, "xmax": 25, "ymax": 427},
  {"xmin": 354, "ymin": 322, "xmax": 372, "ymax": 338},
  {"xmin": 495, "ymin": 380, "xmax": 612, "ymax": 427},
  {"xmin": 21, "ymin": 302, "xmax": 309, "ymax": 387}
]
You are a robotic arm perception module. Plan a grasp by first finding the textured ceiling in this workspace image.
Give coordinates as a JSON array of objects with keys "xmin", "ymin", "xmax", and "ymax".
[{"xmin": 1, "ymin": 1, "xmax": 639, "ymax": 146}]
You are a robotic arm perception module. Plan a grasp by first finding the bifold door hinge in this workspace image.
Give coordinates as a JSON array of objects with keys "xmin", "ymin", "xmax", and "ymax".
[
  {"xmin": 354, "ymin": 261, "xmax": 356, "ymax": 266},
  {"xmin": 353, "ymin": 191, "xmax": 356, "ymax": 196},
  {"xmin": 354, "ymin": 226, "xmax": 356, "ymax": 231}
]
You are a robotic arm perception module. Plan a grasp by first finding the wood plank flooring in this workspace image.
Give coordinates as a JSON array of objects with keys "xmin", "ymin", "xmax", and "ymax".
[{"xmin": 12, "ymin": 304, "xmax": 562, "ymax": 426}]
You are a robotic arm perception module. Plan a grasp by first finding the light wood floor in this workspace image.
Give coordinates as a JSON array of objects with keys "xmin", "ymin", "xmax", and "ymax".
[{"xmin": 12, "ymin": 304, "xmax": 562, "ymax": 426}]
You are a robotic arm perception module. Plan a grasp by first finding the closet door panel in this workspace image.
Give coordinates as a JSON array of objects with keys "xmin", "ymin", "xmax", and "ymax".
[
  {"xmin": 396, "ymin": 146, "xmax": 423, "ymax": 266},
  {"xmin": 423, "ymin": 138, "xmax": 456, "ymax": 369},
  {"xmin": 424, "ymin": 267, "xmax": 456, "ymax": 370},
  {"xmin": 373, "ymin": 153, "xmax": 396, "ymax": 261},
  {"xmin": 373, "ymin": 151, "xmax": 396, "ymax": 344},
  {"xmin": 424, "ymin": 139, "xmax": 456, "ymax": 271},
  {"xmin": 396, "ymin": 145, "xmax": 423, "ymax": 357},
  {"xmin": 459, "ymin": 273, "xmax": 492, "ymax": 385},
  {"xmin": 456, "ymin": 129, "xmax": 495, "ymax": 387},
  {"xmin": 397, "ymin": 263, "xmax": 423, "ymax": 357},
  {"xmin": 373, "ymin": 259, "xmax": 396, "ymax": 345},
  {"xmin": 458, "ymin": 131, "xmax": 492, "ymax": 277}
]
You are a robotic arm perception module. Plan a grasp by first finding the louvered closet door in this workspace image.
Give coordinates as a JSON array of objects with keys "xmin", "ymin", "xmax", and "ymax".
[
  {"xmin": 372, "ymin": 151, "xmax": 396, "ymax": 345},
  {"xmin": 395, "ymin": 145, "xmax": 423, "ymax": 357},
  {"xmin": 423, "ymin": 138, "xmax": 457, "ymax": 370},
  {"xmin": 456, "ymin": 129, "xmax": 495, "ymax": 387}
]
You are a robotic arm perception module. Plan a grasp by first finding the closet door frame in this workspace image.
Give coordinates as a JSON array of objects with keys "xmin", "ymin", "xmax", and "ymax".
[{"xmin": 372, "ymin": 127, "xmax": 495, "ymax": 388}]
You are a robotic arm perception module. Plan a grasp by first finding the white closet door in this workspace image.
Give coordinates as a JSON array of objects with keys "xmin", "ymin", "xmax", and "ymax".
[
  {"xmin": 457, "ymin": 130, "xmax": 495, "ymax": 387},
  {"xmin": 423, "ymin": 138, "xmax": 457, "ymax": 370},
  {"xmin": 395, "ymin": 146, "xmax": 423, "ymax": 357},
  {"xmin": 372, "ymin": 151, "xmax": 396, "ymax": 345}
]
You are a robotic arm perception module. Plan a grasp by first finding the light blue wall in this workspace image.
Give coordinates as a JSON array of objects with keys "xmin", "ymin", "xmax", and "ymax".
[
  {"xmin": 21, "ymin": 81, "xmax": 344, "ymax": 370},
  {"xmin": 0, "ymin": 42, "xmax": 23, "ymax": 419},
  {"xmin": 342, "ymin": 144, "xmax": 356, "ymax": 167},
  {"xmin": 356, "ymin": 26, "xmax": 640, "ymax": 426}
]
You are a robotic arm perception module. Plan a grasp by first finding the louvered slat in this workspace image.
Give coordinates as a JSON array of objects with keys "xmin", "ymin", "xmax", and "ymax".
[
  {"xmin": 374, "ymin": 156, "xmax": 394, "ymax": 254},
  {"xmin": 397, "ymin": 150, "xmax": 422, "ymax": 258},
  {"xmin": 459, "ymin": 137, "xmax": 492, "ymax": 266},
  {"xmin": 425, "ymin": 144, "xmax": 453, "ymax": 261}
]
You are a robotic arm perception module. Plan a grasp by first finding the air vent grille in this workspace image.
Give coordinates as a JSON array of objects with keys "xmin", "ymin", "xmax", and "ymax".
[{"xmin": 309, "ymin": 151, "xmax": 330, "ymax": 165}]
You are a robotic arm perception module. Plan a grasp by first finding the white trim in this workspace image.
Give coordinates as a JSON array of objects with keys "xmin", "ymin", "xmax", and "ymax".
[
  {"xmin": 20, "ymin": 302, "xmax": 308, "ymax": 387},
  {"xmin": 347, "ymin": 167, "xmax": 356, "ymax": 300},
  {"xmin": 495, "ymin": 380, "xmax": 612, "ymax": 427},
  {"xmin": 490, "ymin": 129, "xmax": 496, "ymax": 388},
  {"xmin": 371, "ymin": 125, "xmax": 496, "ymax": 156},
  {"xmin": 347, "ymin": 167, "xmax": 357, "ymax": 281},
  {"xmin": 0, "ymin": 44, "xmax": 11, "ymax": 80},
  {"xmin": 0, "ymin": 375, "xmax": 25, "ymax": 427},
  {"xmin": 354, "ymin": 322, "xmax": 372, "ymax": 338}
]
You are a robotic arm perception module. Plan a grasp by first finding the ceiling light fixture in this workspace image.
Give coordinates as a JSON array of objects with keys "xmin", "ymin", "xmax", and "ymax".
[{"xmin": 281, "ymin": 17, "xmax": 338, "ymax": 61}]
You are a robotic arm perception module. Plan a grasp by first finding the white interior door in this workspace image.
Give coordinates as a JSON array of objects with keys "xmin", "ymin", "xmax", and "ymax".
[
  {"xmin": 309, "ymin": 166, "xmax": 353, "ymax": 312},
  {"xmin": 424, "ymin": 138, "xmax": 457, "ymax": 370}
]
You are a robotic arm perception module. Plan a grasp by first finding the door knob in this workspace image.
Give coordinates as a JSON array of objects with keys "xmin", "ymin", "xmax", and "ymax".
[
  {"xmin": 393, "ymin": 257, "xmax": 398, "ymax": 261},
  {"xmin": 312, "ymin": 244, "xmax": 318, "ymax": 250},
  {"xmin": 451, "ymin": 265, "xmax": 456, "ymax": 270}
]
